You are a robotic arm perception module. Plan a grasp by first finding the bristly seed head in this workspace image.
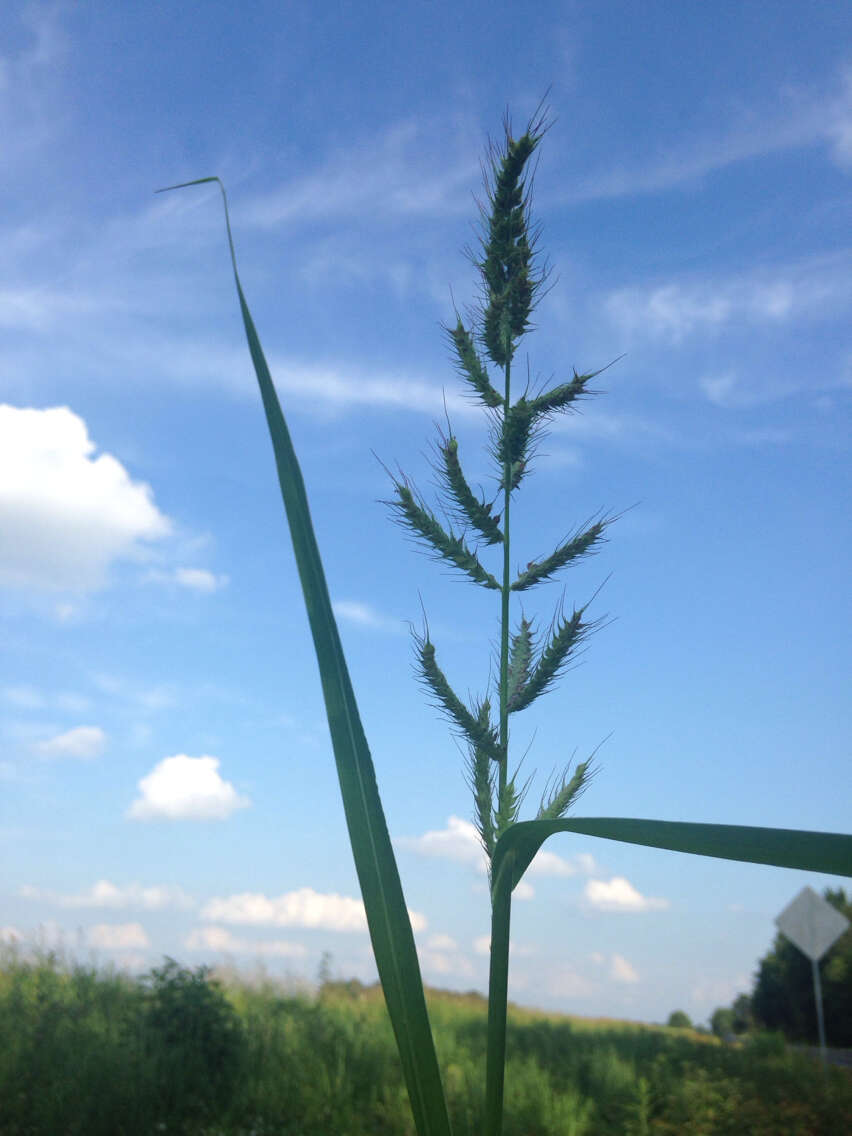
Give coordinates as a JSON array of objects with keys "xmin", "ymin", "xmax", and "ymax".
[
  {"xmin": 537, "ymin": 758, "xmax": 596, "ymax": 820},
  {"xmin": 436, "ymin": 430, "xmax": 503, "ymax": 546},
  {"xmin": 385, "ymin": 476, "xmax": 501, "ymax": 590},
  {"xmin": 414, "ymin": 631, "xmax": 504, "ymax": 764},
  {"xmin": 477, "ymin": 112, "xmax": 549, "ymax": 368},
  {"xmin": 447, "ymin": 319, "xmax": 504, "ymax": 408},
  {"xmin": 381, "ymin": 104, "xmax": 618, "ymax": 881}
]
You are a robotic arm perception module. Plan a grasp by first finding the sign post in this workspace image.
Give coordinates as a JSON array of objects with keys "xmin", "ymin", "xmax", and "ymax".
[{"xmin": 775, "ymin": 886, "xmax": 849, "ymax": 1063}]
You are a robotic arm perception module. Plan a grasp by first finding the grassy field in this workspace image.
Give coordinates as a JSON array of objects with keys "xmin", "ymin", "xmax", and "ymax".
[{"xmin": 1, "ymin": 948, "xmax": 848, "ymax": 1135}]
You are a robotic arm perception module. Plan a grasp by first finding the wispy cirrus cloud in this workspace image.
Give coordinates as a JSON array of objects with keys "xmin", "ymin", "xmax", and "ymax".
[
  {"xmin": 240, "ymin": 119, "xmax": 479, "ymax": 229},
  {"xmin": 2, "ymin": 684, "xmax": 46, "ymax": 710},
  {"xmin": 604, "ymin": 253, "xmax": 852, "ymax": 345},
  {"xmin": 34, "ymin": 725, "xmax": 106, "ymax": 760},
  {"xmin": 0, "ymin": 4, "xmax": 69, "ymax": 169},
  {"xmin": 0, "ymin": 287, "xmax": 111, "ymax": 333},
  {"xmin": 563, "ymin": 64, "xmax": 852, "ymax": 203}
]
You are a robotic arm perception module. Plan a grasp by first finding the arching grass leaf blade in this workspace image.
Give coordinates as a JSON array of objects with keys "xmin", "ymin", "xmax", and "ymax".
[{"xmin": 160, "ymin": 177, "xmax": 452, "ymax": 1136}]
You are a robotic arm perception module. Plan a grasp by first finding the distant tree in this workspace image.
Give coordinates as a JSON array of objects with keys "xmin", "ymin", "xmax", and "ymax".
[
  {"xmin": 317, "ymin": 950, "xmax": 333, "ymax": 987},
  {"xmin": 666, "ymin": 1010, "xmax": 692, "ymax": 1029},
  {"xmin": 751, "ymin": 888, "xmax": 852, "ymax": 1046},
  {"xmin": 710, "ymin": 1007, "xmax": 735, "ymax": 1039},
  {"xmin": 730, "ymin": 992, "xmax": 753, "ymax": 1035},
  {"xmin": 142, "ymin": 958, "xmax": 246, "ymax": 1126}
]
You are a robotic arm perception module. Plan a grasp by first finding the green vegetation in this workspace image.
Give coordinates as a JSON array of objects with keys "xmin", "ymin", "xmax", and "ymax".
[
  {"xmin": 665, "ymin": 1010, "xmax": 693, "ymax": 1030},
  {"xmin": 1, "ymin": 949, "xmax": 850, "ymax": 1136},
  {"xmin": 160, "ymin": 108, "xmax": 852, "ymax": 1135}
]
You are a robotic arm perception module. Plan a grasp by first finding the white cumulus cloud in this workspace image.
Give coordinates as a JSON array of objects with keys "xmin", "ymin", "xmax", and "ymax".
[
  {"xmin": 611, "ymin": 954, "xmax": 640, "ymax": 983},
  {"xmin": 20, "ymin": 879, "xmax": 194, "ymax": 910},
  {"xmin": 34, "ymin": 725, "xmax": 106, "ymax": 759},
  {"xmin": 472, "ymin": 935, "xmax": 535, "ymax": 959},
  {"xmin": 396, "ymin": 815, "xmax": 487, "ymax": 872},
  {"xmin": 543, "ymin": 967, "xmax": 598, "ymax": 1000},
  {"xmin": 418, "ymin": 946, "xmax": 475, "ymax": 979},
  {"xmin": 127, "ymin": 755, "xmax": 250, "ymax": 821},
  {"xmin": 201, "ymin": 886, "xmax": 425, "ymax": 934},
  {"xmin": 584, "ymin": 876, "xmax": 669, "ymax": 913},
  {"xmin": 527, "ymin": 848, "xmax": 598, "ymax": 878},
  {"xmin": 173, "ymin": 567, "xmax": 229, "ymax": 593},
  {"xmin": 332, "ymin": 599, "xmax": 403, "ymax": 633},
  {"xmin": 425, "ymin": 933, "xmax": 458, "ymax": 952},
  {"xmin": 185, "ymin": 925, "xmax": 307, "ymax": 958},
  {"xmin": 87, "ymin": 922, "xmax": 149, "ymax": 950},
  {"xmin": 0, "ymin": 405, "xmax": 171, "ymax": 591}
]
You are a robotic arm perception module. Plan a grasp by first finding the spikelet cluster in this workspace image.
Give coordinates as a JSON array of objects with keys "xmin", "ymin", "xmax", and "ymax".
[
  {"xmin": 386, "ymin": 476, "xmax": 500, "ymax": 590},
  {"xmin": 436, "ymin": 431, "xmax": 503, "ymax": 546},
  {"xmin": 386, "ymin": 106, "xmax": 617, "ymax": 880},
  {"xmin": 478, "ymin": 116, "xmax": 545, "ymax": 367},
  {"xmin": 414, "ymin": 633, "xmax": 504, "ymax": 765}
]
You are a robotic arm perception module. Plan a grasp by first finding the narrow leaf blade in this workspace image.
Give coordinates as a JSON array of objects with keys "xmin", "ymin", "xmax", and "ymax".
[
  {"xmin": 171, "ymin": 179, "xmax": 452, "ymax": 1136},
  {"xmin": 493, "ymin": 817, "xmax": 852, "ymax": 892}
]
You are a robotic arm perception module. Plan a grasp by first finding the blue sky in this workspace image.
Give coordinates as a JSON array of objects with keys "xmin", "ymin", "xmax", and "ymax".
[{"xmin": 1, "ymin": 0, "xmax": 850, "ymax": 1026}]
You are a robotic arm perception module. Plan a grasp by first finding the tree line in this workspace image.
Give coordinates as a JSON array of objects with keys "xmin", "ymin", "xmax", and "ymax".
[{"xmin": 668, "ymin": 888, "xmax": 851, "ymax": 1046}]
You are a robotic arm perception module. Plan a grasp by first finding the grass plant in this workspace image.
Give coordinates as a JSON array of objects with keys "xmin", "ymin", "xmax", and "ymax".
[
  {"xmin": 2, "ymin": 948, "xmax": 852, "ymax": 1135},
  {"xmin": 158, "ymin": 106, "xmax": 852, "ymax": 1135}
]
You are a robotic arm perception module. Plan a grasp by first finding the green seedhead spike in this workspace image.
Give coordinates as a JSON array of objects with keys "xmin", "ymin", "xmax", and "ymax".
[
  {"xmin": 526, "ymin": 369, "xmax": 596, "ymax": 418},
  {"xmin": 505, "ymin": 617, "xmax": 535, "ymax": 713},
  {"xmin": 437, "ymin": 433, "xmax": 503, "ymax": 545},
  {"xmin": 537, "ymin": 760, "xmax": 593, "ymax": 820},
  {"xmin": 469, "ymin": 699, "xmax": 497, "ymax": 858},
  {"xmin": 479, "ymin": 119, "xmax": 547, "ymax": 367},
  {"xmin": 414, "ymin": 633, "xmax": 504, "ymax": 763},
  {"xmin": 494, "ymin": 398, "xmax": 536, "ymax": 491},
  {"xmin": 512, "ymin": 518, "xmax": 609, "ymax": 592},
  {"xmin": 494, "ymin": 768, "xmax": 527, "ymax": 839},
  {"xmin": 447, "ymin": 319, "xmax": 503, "ymax": 408},
  {"xmin": 510, "ymin": 602, "xmax": 599, "ymax": 714},
  {"xmin": 388, "ymin": 478, "xmax": 500, "ymax": 590}
]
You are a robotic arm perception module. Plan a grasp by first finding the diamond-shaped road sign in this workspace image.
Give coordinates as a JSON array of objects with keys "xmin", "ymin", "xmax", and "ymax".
[{"xmin": 776, "ymin": 886, "xmax": 850, "ymax": 961}]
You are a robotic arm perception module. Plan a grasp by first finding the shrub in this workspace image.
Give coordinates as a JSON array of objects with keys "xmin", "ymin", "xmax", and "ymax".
[{"xmin": 141, "ymin": 957, "xmax": 247, "ymax": 1128}]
